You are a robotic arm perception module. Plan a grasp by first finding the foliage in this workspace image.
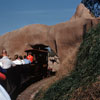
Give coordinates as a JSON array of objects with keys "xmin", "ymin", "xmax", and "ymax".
[
  {"xmin": 81, "ymin": 0, "xmax": 100, "ymax": 17},
  {"xmin": 39, "ymin": 23, "xmax": 100, "ymax": 100},
  {"xmin": 70, "ymin": 81, "xmax": 100, "ymax": 100}
]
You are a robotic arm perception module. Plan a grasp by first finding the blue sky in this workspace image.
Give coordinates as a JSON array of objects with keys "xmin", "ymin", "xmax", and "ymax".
[{"xmin": 0, "ymin": 0, "xmax": 81, "ymax": 35}]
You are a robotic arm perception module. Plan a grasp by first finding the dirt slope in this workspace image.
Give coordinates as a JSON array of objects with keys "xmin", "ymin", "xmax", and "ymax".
[{"xmin": 16, "ymin": 76, "xmax": 55, "ymax": 100}]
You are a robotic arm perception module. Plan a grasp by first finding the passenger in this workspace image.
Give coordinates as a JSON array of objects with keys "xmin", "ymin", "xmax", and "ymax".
[
  {"xmin": 13, "ymin": 54, "xmax": 23, "ymax": 65},
  {"xmin": 0, "ymin": 62, "xmax": 2, "ymax": 68},
  {"xmin": 0, "ymin": 50, "xmax": 15, "ymax": 69},
  {"xmin": 0, "ymin": 84, "xmax": 11, "ymax": 100},
  {"xmin": 27, "ymin": 52, "xmax": 34, "ymax": 63},
  {"xmin": 23, "ymin": 55, "xmax": 31, "ymax": 64},
  {"xmin": 0, "ymin": 72, "xmax": 6, "ymax": 80},
  {"xmin": 0, "ymin": 55, "xmax": 3, "ymax": 71},
  {"xmin": 19, "ymin": 55, "xmax": 25, "ymax": 64}
]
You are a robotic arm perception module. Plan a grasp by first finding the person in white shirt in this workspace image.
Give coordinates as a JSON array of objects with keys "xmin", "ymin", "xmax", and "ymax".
[
  {"xmin": 0, "ymin": 84, "xmax": 11, "ymax": 100},
  {"xmin": 13, "ymin": 54, "xmax": 23, "ymax": 65},
  {"xmin": 0, "ymin": 50, "xmax": 15, "ymax": 69},
  {"xmin": 19, "ymin": 56, "xmax": 25, "ymax": 64}
]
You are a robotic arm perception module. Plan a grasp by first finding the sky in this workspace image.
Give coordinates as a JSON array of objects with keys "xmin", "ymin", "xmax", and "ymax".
[{"xmin": 0, "ymin": 0, "xmax": 81, "ymax": 35}]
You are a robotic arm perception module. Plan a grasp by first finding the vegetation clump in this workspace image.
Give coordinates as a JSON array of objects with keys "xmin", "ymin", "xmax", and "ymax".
[
  {"xmin": 37, "ymin": 23, "xmax": 100, "ymax": 100},
  {"xmin": 81, "ymin": 0, "xmax": 100, "ymax": 17}
]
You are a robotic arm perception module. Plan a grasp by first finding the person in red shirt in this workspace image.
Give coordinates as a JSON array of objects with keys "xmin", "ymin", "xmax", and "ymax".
[
  {"xmin": 27, "ymin": 52, "xmax": 34, "ymax": 63},
  {"xmin": 0, "ymin": 72, "xmax": 6, "ymax": 80}
]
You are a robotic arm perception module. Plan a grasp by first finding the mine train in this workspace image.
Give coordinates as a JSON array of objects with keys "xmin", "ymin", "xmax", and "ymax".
[{"xmin": 0, "ymin": 44, "xmax": 52, "ymax": 99}]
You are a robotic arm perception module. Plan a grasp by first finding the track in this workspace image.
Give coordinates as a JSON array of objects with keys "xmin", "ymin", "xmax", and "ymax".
[{"xmin": 16, "ymin": 76, "xmax": 55, "ymax": 100}]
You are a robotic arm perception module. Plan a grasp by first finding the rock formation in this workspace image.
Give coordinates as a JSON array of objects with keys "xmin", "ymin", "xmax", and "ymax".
[
  {"xmin": 0, "ymin": 3, "xmax": 100, "ymax": 68},
  {"xmin": 70, "ymin": 3, "xmax": 94, "ymax": 20}
]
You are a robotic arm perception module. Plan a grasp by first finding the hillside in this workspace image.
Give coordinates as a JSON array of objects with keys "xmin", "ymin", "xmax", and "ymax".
[{"xmin": 34, "ymin": 21, "xmax": 100, "ymax": 100}]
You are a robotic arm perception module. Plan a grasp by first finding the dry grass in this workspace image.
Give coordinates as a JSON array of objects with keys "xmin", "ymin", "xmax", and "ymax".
[
  {"xmin": 56, "ymin": 44, "xmax": 80, "ymax": 80},
  {"xmin": 70, "ymin": 81, "xmax": 100, "ymax": 100}
]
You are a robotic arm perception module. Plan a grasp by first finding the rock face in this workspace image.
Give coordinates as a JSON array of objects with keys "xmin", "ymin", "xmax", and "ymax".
[
  {"xmin": 70, "ymin": 3, "xmax": 94, "ymax": 20},
  {"xmin": 0, "ymin": 3, "xmax": 100, "ymax": 66}
]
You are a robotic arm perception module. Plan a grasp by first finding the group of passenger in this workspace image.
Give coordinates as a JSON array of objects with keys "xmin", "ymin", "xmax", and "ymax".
[
  {"xmin": 13, "ymin": 55, "xmax": 31, "ymax": 65},
  {"xmin": 0, "ymin": 49, "xmax": 34, "ymax": 100},
  {"xmin": 0, "ymin": 49, "xmax": 34, "ymax": 81},
  {"xmin": 0, "ymin": 50, "xmax": 34, "ymax": 69}
]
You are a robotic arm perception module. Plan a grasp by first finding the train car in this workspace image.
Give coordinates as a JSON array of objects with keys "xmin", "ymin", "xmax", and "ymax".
[
  {"xmin": 25, "ymin": 44, "xmax": 48, "ymax": 78},
  {"xmin": 0, "ymin": 44, "xmax": 49, "ymax": 99}
]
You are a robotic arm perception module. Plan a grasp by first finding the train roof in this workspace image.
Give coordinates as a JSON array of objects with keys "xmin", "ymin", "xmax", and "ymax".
[
  {"xmin": 25, "ymin": 44, "xmax": 49, "ymax": 54},
  {"xmin": 25, "ymin": 48, "xmax": 48, "ymax": 54}
]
